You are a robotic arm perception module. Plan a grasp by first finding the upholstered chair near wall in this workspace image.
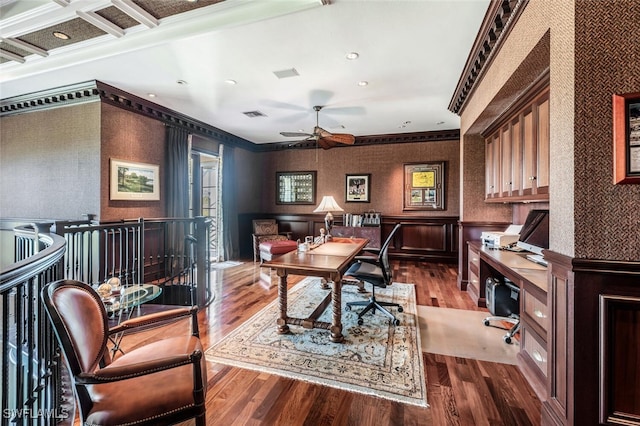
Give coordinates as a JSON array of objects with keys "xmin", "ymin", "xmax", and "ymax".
[
  {"xmin": 251, "ymin": 219, "xmax": 292, "ymax": 262},
  {"xmin": 41, "ymin": 280, "xmax": 207, "ymax": 425}
]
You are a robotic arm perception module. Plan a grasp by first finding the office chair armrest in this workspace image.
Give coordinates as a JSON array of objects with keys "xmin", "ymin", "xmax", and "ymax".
[
  {"xmin": 109, "ymin": 306, "xmax": 199, "ymax": 336},
  {"xmin": 360, "ymin": 247, "xmax": 380, "ymax": 256},
  {"xmin": 353, "ymin": 255, "xmax": 380, "ymax": 266},
  {"xmin": 78, "ymin": 350, "xmax": 203, "ymax": 384}
]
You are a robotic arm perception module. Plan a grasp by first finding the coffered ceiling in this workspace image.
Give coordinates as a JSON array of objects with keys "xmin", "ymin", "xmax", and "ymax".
[{"xmin": 0, "ymin": 0, "xmax": 490, "ymax": 145}]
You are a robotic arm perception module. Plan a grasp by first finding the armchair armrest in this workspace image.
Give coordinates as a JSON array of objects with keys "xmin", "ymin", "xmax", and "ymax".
[
  {"xmin": 78, "ymin": 350, "xmax": 203, "ymax": 384},
  {"xmin": 109, "ymin": 306, "xmax": 199, "ymax": 336}
]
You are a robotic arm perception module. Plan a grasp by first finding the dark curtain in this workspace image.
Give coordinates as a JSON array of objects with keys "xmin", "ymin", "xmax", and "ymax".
[
  {"xmin": 166, "ymin": 126, "xmax": 190, "ymax": 218},
  {"xmin": 165, "ymin": 126, "xmax": 190, "ymax": 269},
  {"xmin": 221, "ymin": 144, "xmax": 239, "ymax": 260}
]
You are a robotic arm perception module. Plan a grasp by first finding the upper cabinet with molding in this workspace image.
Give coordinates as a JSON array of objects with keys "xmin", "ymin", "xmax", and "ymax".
[{"xmin": 484, "ymin": 88, "xmax": 550, "ymax": 203}]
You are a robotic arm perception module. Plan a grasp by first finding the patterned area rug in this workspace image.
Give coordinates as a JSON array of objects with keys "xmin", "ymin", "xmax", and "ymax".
[{"xmin": 205, "ymin": 277, "xmax": 427, "ymax": 407}]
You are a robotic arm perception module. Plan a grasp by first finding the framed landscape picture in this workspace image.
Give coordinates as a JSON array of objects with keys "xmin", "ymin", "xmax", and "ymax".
[
  {"xmin": 110, "ymin": 159, "xmax": 160, "ymax": 201},
  {"xmin": 345, "ymin": 174, "xmax": 371, "ymax": 202}
]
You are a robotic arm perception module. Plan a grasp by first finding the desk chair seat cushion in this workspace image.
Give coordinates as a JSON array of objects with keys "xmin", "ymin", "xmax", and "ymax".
[
  {"xmin": 86, "ymin": 335, "xmax": 206, "ymax": 425},
  {"xmin": 344, "ymin": 261, "xmax": 385, "ymax": 287}
]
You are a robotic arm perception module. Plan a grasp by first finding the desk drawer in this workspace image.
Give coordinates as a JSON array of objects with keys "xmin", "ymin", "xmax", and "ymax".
[
  {"xmin": 522, "ymin": 287, "xmax": 548, "ymax": 331},
  {"xmin": 522, "ymin": 327, "xmax": 547, "ymax": 378}
]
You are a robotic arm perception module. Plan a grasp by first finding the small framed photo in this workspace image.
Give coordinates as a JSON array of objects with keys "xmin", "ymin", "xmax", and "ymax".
[
  {"xmin": 613, "ymin": 92, "xmax": 640, "ymax": 184},
  {"xmin": 346, "ymin": 174, "xmax": 371, "ymax": 203},
  {"xmin": 110, "ymin": 159, "xmax": 160, "ymax": 201}
]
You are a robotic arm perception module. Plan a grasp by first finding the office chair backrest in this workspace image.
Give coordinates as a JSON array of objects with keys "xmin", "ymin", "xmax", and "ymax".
[{"xmin": 378, "ymin": 223, "xmax": 401, "ymax": 284}]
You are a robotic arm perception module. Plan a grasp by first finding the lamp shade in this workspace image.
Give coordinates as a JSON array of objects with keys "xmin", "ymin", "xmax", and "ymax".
[{"xmin": 313, "ymin": 196, "xmax": 344, "ymax": 213}]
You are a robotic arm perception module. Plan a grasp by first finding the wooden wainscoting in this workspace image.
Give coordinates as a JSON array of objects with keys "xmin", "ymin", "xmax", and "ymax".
[
  {"xmin": 542, "ymin": 252, "xmax": 640, "ymax": 426},
  {"xmin": 239, "ymin": 213, "xmax": 459, "ymax": 263}
]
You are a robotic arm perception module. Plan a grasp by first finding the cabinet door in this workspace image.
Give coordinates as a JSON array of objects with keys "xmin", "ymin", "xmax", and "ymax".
[
  {"xmin": 522, "ymin": 106, "xmax": 536, "ymax": 196},
  {"xmin": 511, "ymin": 117, "xmax": 523, "ymax": 196},
  {"xmin": 500, "ymin": 125, "xmax": 512, "ymax": 197},
  {"xmin": 535, "ymin": 94, "xmax": 550, "ymax": 194},
  {"xmin": 485, "ymin": 135, "xmax": 500, "ymax": 199}
]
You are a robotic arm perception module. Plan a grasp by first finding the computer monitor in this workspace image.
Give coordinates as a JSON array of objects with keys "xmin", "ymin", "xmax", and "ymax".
[{"xmin": 516, "ymin": 209, "xmax": 549, "ymax": 255}]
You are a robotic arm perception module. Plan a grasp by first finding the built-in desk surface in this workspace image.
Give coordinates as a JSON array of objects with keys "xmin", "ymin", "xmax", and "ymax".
[{"xmin": 476, "ymin": 244, "xmax": 548, "ymax": 293}]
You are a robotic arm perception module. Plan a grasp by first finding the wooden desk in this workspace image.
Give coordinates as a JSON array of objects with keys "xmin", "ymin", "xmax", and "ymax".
[
  {"xmin": 264, "ymin": 237, "xmax": 369, "ymax": 343},
  {"xmin": 468, "ymin": 241, "xmax": 549, "ymax": 400}
]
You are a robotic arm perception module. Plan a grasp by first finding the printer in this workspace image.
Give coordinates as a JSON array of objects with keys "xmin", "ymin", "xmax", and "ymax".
[{"xmin": 481, "ymin": 225, "xmax": 523, "ymax": 249}]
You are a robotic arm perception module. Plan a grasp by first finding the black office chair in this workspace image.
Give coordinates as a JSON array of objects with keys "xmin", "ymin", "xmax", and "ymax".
[{"xmin": 343, "ymin": 223, "xmax": 403, "ymax": 325}]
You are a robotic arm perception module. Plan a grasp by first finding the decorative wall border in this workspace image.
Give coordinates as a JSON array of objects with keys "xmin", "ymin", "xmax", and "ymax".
[
  {"xmin": 448, "ymin": 0, "xmax": 529, "ymax": 115},
  {"xmin": 1, "ymin": 80, "xmax": 460, "ymax": 151}
]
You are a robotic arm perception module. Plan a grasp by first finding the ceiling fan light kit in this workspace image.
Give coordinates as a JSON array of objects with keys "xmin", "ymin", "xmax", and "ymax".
[{"xmin": 279, "ymin": 106, "xmax": 356, "ymax": 150}]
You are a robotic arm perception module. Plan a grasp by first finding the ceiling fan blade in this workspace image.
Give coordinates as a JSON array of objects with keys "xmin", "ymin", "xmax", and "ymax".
[
  {"xmin": 280, "ymin": 131, "xmax": 313, "ymax": 137},
  {"xmin": 317, "ymin": 138, "xmax": 338, "ymax": 150},
  {"xmin": 322, "ymin": 133, "xmax": 356, "ymax": 145}
]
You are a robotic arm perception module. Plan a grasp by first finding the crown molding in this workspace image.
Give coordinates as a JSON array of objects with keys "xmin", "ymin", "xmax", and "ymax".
[
  {"xmin": 448, "ymin": 0, "xmax": 528, "ymax": 115},
  {"xmin": 1, "ymin": 81, "xmax": 460, "ymax": 151}
]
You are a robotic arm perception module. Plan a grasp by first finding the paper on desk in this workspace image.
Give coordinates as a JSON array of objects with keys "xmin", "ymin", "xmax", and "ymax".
[{"xmin": 505, "ymin": 224, "xmax": 523, "ymax": 234}]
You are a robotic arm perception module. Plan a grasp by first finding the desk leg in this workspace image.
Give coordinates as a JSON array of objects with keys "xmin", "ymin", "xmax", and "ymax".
[
  {"xmin": 330, "ymin": 273, "xmax": 344, "ymax": 343},
  {"xmin": 276, "ymin": 269, "xmax": 290, "ymax": 334}
]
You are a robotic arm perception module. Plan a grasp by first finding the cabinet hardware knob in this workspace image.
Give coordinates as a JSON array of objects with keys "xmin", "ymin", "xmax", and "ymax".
[{"xmin": 532, "ymin": 350, "xmax": 545, "ymax": 363}]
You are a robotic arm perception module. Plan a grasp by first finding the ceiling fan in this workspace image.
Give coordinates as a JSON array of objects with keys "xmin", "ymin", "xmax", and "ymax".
[{"xmin": 279, "ymin": 106, "xmax": 356, "ymax": 149}]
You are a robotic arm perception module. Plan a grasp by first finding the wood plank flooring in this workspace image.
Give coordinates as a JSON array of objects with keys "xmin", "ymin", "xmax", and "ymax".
[{"xmin": 105, "ymin": 260, "xmax": 542, "ymax": 426}]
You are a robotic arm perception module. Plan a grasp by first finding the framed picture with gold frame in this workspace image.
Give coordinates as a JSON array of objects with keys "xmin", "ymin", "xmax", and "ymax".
[
  {"xmin": 613, "ymin": 92, "xmax": 640, "ymax": 184},
  {"xmin": 403, "ymin": 162, "xmax": 445, "ymax": 210}
]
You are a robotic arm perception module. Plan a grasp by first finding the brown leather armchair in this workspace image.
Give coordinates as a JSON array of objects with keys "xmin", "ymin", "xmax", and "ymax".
[
  {"xmin": 252, "ymin": 219, "xmax": 292, "ymax": 262},
  {"xmin": 41, "ymin": 280, "xmax": 207, "ymax": 425}
]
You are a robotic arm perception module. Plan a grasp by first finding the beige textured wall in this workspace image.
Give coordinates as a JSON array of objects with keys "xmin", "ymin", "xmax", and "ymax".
[
  {"xmin": 253, "ymin": 140, "xmax": 460, "ymax": 217},
  {"xmin": 459, "ymin": 1, "xmax": 575, "ymax": 256},
  {"xmin": 0, "ymin": 103, "xmax": 101, "ymax": 220},
  {"xmin": 574, "ymin": 1, "xmax": 640, "ymax": 260},
  {"xmin": 100, "ymin": 103, "xmax": 167, "ymax": 222}
]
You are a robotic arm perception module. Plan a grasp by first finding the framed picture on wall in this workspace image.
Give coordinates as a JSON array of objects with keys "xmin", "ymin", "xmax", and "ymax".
[
  {"xmin": 613, "ymin": 92, "xmax": 640, "ymax": 184},
  {"xmin": 276, "ymin": 171, "xmax": 316, "ymax": 204},
  {"xmin": 110, "ymin": 159, "xmax": 160, "ymax": 201},
  {"xmin": 403, "ymin": 162, "xmax": 445, "ymax": 210},
  {"xmin": 345, "ymin": 174, "xmax": 371, "ymax": 203}
]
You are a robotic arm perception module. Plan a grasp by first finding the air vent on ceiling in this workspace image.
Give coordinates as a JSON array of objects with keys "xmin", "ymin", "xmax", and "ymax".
[
  {"xmin": 243, "ymin": 110, "xmax": 266, "ymax": 118},
  {"xmin": 273, "ymin": 68, "xmax": 299, "ymax": 79}
]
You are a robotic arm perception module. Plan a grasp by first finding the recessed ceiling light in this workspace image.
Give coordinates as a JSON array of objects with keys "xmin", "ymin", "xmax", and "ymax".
[
  {"xmin": 224, "ymin": 79, "xmax": 237, "ymax": 85},
  {"xmin": 346, "ymin": 52, "xmax": 359, "ymax": 60},
  {"xmin": 176, "ymin": 79, "xmax": 188, "ymax": 85},
  {"xmin": 148, "ymin": 93, "xmax": 156, "ymax": 98},
  {"xmin": 357, "ymin": 81, "xmax": 368, "ymax": 87},
  {"xmin": 52, "ymin": 31, "xmax": 70, "ymax": 40}
]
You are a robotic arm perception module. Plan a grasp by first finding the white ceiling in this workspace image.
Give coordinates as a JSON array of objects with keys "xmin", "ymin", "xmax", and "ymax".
[{"xmin": 0, "ymin": 0, "xmax": 489, "ymax": 144}]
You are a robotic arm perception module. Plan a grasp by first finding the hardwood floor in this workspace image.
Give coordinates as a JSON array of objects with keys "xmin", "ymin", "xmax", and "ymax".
[{"xmin": 111, "ymin": 260, "xmax": 542, "ymax": 426}]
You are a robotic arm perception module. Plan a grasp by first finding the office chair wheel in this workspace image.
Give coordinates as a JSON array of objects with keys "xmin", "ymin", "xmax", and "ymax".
[
  {"xmin": 357, "ymin": 318, "xmax": 364, "ymax": 325},
  {"xmin": 503, "ymin": 335, "xmax": 512, "ymax": 344},
  {"xmin": 391, "ymin": 318, "xmax": 400, "ymax": 326},
  {"xmin": 484, "ymin": 319, "xmax": 490, "ymax": 326},
  {"xmin": 397, "ymin": 306, "xmax": 403, "ymax": 313},
  {"xmin": 345, "ymin": 305, "xmax": 352, "ymax": 311}
]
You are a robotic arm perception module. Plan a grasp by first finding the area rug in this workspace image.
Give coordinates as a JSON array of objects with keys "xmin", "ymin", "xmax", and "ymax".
[
  {"xmin": 205, "ymin": 277, "xmax": 427, "ymax": 407},
  {"xmin": 210, "ymin": 260, "xmax": 243, "ymax": 270},
  {"xmin": 417, "ymin": 306, "xmax": 519, "ymax": 365}
]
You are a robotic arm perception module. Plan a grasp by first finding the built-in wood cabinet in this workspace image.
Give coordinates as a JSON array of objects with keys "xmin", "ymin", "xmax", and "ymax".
[
  {"xmin": 484, "ymin": 88, "xmax": 550, "ymax": 203},
  {"xmin": 468, "ymin": 241, "xmax": 549, "ymax": 401}
]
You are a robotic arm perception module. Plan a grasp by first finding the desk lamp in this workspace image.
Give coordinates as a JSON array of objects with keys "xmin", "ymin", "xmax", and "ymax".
[{"xmin": 313, "ymin": 195, "xmax": 344, "ymax": 239}]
